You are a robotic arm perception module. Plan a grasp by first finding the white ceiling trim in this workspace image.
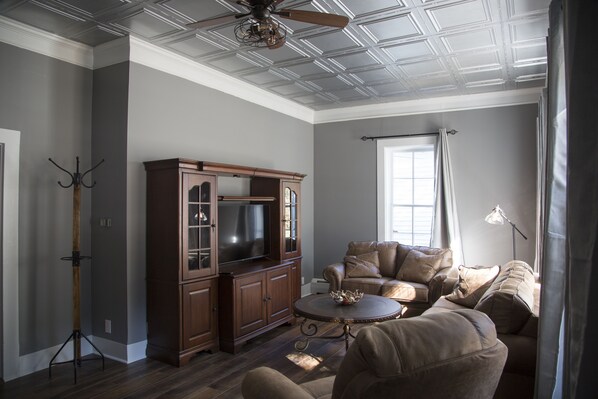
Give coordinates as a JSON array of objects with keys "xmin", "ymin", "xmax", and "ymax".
[
  {"xmin": 313, "ymin": 87, "xmax": 542, "ymax": 124},
  {"xmin": 0, "ymin": 16, "xmax": 93, "ymax": 68},
  {"xmin": 127, "ymin": 37, "xmax": 315, "ymax": 124}
]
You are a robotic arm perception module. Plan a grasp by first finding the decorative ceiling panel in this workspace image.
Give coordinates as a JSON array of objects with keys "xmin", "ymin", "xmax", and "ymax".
[
  {"xmin": 0, "ymin": 0, "xmax": 550, "ymax": 111},
  {"xmin": 334, "ymin": 0, "xmax": 404, "ymax": 18}
]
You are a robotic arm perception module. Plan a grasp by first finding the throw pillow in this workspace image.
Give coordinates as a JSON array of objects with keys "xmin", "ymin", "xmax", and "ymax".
[
  {"xmin": 445, "ymin": 265, "xmax": 500, "ymax": 308},
  {"xmin": 396, "ymin": 249, "xmax": 444, "ymax": 284},
  {"xmin": 344, "ymin": 251, "xmax": 382, "ymax": 278}
]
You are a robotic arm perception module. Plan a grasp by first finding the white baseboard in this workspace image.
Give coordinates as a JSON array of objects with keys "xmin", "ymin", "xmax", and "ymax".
[
  {"xmin": 90, "ymin": 336, "xmax": 147, "ymax": 364},
  {"xmin": 311, "ymin": 278, "xmax": 330, "ymax": 294},
  {"xmin": 8, "ymin": 336, "xmax": 147, "ymax": 381},
  {"xmin": 301, "ymin": 283, "xmax": 312, "ymax": 297},
  {"xmin": 15, "ymin": 335, "xmax": 95, "ymax": 380}
]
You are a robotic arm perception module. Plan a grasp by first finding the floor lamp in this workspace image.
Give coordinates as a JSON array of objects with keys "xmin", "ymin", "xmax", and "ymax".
[{"xmin": 485, "ymin": 205, "xmax": 528, "ymax": 260}]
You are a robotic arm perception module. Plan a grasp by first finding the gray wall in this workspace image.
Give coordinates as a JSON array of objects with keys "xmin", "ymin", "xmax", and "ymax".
[
  {"xmin": 0, "ymin": 42, "xmax": 93, "ymax": 354},
  {"xmin": 91, "ymin": 62, "xmax": 130, "ymax": 344},
  {"xmin": 125, "ymin": 63, "xmax": 314, "ymax": 344},
  {"xmin": 314, "ymin": 105, "xmax": 537, "ymax": 276}
]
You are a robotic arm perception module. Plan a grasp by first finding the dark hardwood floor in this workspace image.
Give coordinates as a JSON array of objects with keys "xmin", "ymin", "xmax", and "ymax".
[{"xmin": 0, "ymin": 321, "xmax": 363, "ymax": 399}]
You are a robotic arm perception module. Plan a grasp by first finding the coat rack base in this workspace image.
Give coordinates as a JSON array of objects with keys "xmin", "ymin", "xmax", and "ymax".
[{"xmin": 48, "ymin": 329, "xmax": 105, "ymax": 384}]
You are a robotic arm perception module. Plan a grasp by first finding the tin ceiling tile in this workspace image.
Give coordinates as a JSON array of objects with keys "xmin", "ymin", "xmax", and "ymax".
[
  {"xmin": 301, "ymin": 29, "xmax": 362, "ymax": 55},
  {"xmin": 159, "ymin": 0, "xmax": 237, "ymax": 21},
  {"xmin": 383, "ymin": 40, "xmax": 435, "ymax": 62},
  {"xmin": 333, "ymin": 0, "xmax": 404, "ymax": 18},
  {"xmin": 426, "ymin": 0, "xmax": 490, "ymax": 32},
  {"xmin": 248, "ymin": 44, "xmax": 309, "ymax": 65},
  {"xmin": 208, "ymin": 54, "xmax": 262, "ymax": 73},
  {"xmin": 512, "ymin": 44, "xmax": 547, "ymax": 65},
  {"xmin": 55, "ymin": 0, "xmax": 124, "ymax": 16},
  {"xmin": 70, "ymin": 25, "xmax": 124, "ymax": 46},
  {"xmin": 510, "ymin": 17, "xmax": 549, "ymax": 44},
  {"xmin": 308, "ymin": 75, "xmax": 353, "ymax": 91},
  {"xmin": 282, "ymin": 60, "xmax": 334, "ymax": 78},
  {"xmin": 453, "ymin": 50, "xmax": 500, "ymax": 70},
  {"xmin": 462, "ymin": 68, "xmax": 503, "ymax": 83},
  {"xmin": 242, "ymin": 69, "xmax": 289, "ymax": 85},
  {"xmin": 293, "ymin": 93, "xmax": 335, "ymax": 105},
  {"xmin": 359, "ymin": 13, "xmax": 422, "ymax": 44},
  {"xmin": 441, "ymin": 28, "xmax": 496, "ymax": 53},
  {"xmin": 4, "ymin": 1, "xmax": 86, "ymax": 34},
  {"xmin": 328, "ymin": 87, "xmax": 370, "ymax": 101},
  {"xmin": 506, "ymin": 0, "xmax": 550, "ymax": 18},
  {"xmin": 369, "ymin": 81, "xmax": 408, "ymax": 96},
  {"xmin": 270, "ymin": 82, "xmax": 314, "ymax": 96},
  {"xmin": 350, "ymin": 67, "xmax": 396, "ymax": 84},
  {"xmin": 329, "ymin": 50, "xmax": 381, "ymax": 71},
  {"xmin": 168, "ymin": 35, "xmax": 227, "ymax": 58},
  {"xmin": 400, "ymin": 59, "xmax": 446, "ymax": 77},
  {"xmin": 114, "ymin": 9, "xmax": 183, "ymax": 39}
]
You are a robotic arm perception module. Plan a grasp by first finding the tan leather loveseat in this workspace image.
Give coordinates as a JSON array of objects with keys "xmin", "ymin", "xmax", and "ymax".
[
  {"xmin": 323, "ymin": 241, "xmax": 457, "ymax": 316},
  {"xmin": 242, "ymin": 309, "xmax": 507, "ymax": 399}
]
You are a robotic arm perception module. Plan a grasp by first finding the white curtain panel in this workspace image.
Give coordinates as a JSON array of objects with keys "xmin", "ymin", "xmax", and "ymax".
[{"xmin": 432, "ymin": 128, "xmax": 464, "ymax": 266}]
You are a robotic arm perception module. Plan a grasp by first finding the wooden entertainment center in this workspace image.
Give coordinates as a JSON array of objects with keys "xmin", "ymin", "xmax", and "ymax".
[{"xmin": 144, "ymin": 159, "xmax": 304, "ymax": 365}]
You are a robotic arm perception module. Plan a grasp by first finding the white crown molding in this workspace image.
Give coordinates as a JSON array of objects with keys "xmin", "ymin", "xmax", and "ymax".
[
  {"xmin": 93, "ymin": 36, "xmax": 130, "ymax": 69},
  {"xmin": 127, "ymin": 37, "xmax": 315, "ymax": 123},
  {"xmin": 313, "ymin": 88, "xmax": 543, "ymax": 124},
  {"xmin": 0, "ymin": 15, "xmax": 92, "ymax": 68}
]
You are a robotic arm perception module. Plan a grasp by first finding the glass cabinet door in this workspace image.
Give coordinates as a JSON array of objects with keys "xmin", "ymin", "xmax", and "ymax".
[
  {"xmin": 282, "ymin": 181, "xmax": 300, "ymax": 259},
  {"xmin": 183, "ymin": 173, "xmax": 217, "ymax": 280}
]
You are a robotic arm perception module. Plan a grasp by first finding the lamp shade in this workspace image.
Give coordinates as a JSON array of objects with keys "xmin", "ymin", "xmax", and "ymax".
[{"xmin": 485, "ymin": 205, "xmax": 505, "ymax": 225}]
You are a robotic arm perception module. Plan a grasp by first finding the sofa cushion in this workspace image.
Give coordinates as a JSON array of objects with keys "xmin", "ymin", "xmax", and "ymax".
[
  {"xmin": 445, "ymin": 265, "xmax": 500, "ymax": 308},
  {"xmin": 396, "ymin": 249, "xmax": 444, "ymax": 284},
  {"xmin": 346, "ymin": 241, "xmax": 398, "ymax": 277},
  {"xmin": 396, "ymin": 244, "xmax": 453, "ymax": 272},
  {"xmin": 344, "ymin": 251, "xmax": 381, "ymax": 278},
  {"xmin": 474, "ymin": 260, "xmax": 535, "ymax": 334},
  {"xmin": 341, "ymin": 277, "xmax": 392, "ymax": 295},
  {"xmin": 381, "ymin": 280, "xmax": 429, "ymax": 303}
]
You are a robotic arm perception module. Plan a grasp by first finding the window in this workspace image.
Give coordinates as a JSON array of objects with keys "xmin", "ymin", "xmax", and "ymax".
[{"xmin": 377, "ymin": 137, "xmax": 436, "ymax": 246}]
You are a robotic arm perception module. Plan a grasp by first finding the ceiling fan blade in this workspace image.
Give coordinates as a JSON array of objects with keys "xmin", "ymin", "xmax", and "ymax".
[
  {"xmin": 274, "ymin": 9, "xmax": 349, "ymax": 28},
  {"xmin": 186, "ymin": 13, "xmax": 248, "ymax": 29}
]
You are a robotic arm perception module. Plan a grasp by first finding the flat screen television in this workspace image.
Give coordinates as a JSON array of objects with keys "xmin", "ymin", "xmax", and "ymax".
[{"xmin": 218, "ymin": 203, "xmax": 270, "ymax": 264}]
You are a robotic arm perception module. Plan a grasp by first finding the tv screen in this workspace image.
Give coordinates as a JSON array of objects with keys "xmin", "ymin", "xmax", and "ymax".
[{"xmin": 218, "ymin": 203, "xmax": 270, "ymax": 264}]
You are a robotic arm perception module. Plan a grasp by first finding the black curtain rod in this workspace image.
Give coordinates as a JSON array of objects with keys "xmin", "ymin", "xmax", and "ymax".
[{"xmin": 361, "ymin": 129, "xmax": 458, "ymax": 141}]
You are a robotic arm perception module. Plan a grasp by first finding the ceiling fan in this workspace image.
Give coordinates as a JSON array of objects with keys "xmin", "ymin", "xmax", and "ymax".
[{"xmin": 186, "ymin": 0, "xmax": 350, "ymax": 50}]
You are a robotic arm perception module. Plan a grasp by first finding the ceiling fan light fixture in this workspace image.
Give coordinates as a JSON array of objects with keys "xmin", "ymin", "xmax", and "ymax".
[{"xmin": 234, "ymin": 18, "xmax": 286, "ymax": 48}]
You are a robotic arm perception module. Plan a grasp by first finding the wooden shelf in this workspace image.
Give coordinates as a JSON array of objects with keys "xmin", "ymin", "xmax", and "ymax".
[{"xmin": 217, "ymin": 196, "xmax": 276, "ymax": 202}]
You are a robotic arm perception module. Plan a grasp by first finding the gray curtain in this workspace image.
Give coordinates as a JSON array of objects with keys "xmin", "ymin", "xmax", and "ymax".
[
  {"xmin": 536, "ymin": 0, "xmax": 598, "ymax": 397},
  {"xmin": 563, "ymin": 0, "xmax": 598, "ymax": 397},
  {"xmin": 535, "ymin": 89, "xmax": 547, "ymax": 275},
  {"xmin": 535, "ymin": 1, "xmax": 567, "ymax": 398},
  {"xmin": 432, "ymin": 128, "xmax": 464, "ymax": 266}
]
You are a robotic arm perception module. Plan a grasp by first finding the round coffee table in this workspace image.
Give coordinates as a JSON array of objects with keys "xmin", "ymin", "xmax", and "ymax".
[{"xmin": 293, "ymin": 294, "xmax": 402, "ymax": 351}]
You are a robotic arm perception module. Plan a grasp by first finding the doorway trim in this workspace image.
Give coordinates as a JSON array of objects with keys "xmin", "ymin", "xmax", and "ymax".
[{"xmin": 0, "ymin": 128, "xmax": 20, "ymax": 381}]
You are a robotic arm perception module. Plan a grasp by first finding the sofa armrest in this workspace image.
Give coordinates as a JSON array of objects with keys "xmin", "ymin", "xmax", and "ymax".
[
  {"xmin": 428, "ymin": 267, "xmax": 459, "ymax": 304},
  {"xmin": 242, "ymin": 367, "xmax": 316, "ymax": 399},
  {"xmin": 322, "ymin": 262, "xmax": 345, "ymax": 292}
]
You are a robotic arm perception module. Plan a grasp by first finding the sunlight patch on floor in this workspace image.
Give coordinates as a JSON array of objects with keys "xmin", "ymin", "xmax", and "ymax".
[{"xmin": 286, "ymin": 352, "xmax": 324, "ymax": 371}]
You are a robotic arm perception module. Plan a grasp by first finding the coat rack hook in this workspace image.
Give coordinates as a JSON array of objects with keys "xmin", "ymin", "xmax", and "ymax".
[
  {"xmin": 81, "ymin": 159, "xmax": 105, "ymax": 188},
  {"xmin": 48, "ymin": 158, "xmax": 75, "ymax": 188}
]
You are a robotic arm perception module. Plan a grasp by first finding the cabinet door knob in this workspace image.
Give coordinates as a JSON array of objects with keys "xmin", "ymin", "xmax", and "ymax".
[{"xmin": 211, "ymin": 223, "xmax": 216, "ymax": 228}]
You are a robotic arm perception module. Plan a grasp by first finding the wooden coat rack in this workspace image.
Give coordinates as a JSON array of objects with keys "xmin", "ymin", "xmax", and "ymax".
[{"xmin": 48, "ymin": 156, "xmax": 105, "ymax": 383}]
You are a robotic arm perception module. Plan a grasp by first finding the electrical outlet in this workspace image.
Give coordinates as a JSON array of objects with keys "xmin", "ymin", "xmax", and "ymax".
[
  {"xmin": 105, "ymin": 319, "xmax": 112, "ymax": 334},
  {"xmin": 301, "ymin": 277, "xmax": 305, "ymax": 285}
]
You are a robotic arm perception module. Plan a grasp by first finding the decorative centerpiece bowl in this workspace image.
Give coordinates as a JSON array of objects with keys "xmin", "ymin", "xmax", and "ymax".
[{"xmin": 330, "ymin": 289, "xmax": 364, "ymax": 305}]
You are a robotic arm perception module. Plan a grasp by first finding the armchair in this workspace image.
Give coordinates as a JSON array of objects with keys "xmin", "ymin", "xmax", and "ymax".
[{"xmin": 242, "ymin": 309, "xmax": 507, "ymax": 399}]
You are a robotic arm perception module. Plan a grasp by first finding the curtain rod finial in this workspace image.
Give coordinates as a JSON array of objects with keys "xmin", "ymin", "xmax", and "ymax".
[
  {"xmin": 361, "ymin": 136, "xmax": 371, "ymax": 141},
  {"xmin": 447, "ymin": 129, "xmax": 458, "ymax": 135}
]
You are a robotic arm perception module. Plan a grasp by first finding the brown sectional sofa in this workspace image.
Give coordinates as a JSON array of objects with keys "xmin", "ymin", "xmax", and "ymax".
[
  {"xmin": 323, "ymin": 241, "xmax": 458, "ymax": 317},
  {"xmin": 423, "ymin": 260, "xmax": 540, "ymax": 399}
]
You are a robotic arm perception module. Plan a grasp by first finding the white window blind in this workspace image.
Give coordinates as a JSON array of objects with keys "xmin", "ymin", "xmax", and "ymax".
[{"xmin": 377, "ymin": 137, "xmax": 436, "ymax": 245}]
